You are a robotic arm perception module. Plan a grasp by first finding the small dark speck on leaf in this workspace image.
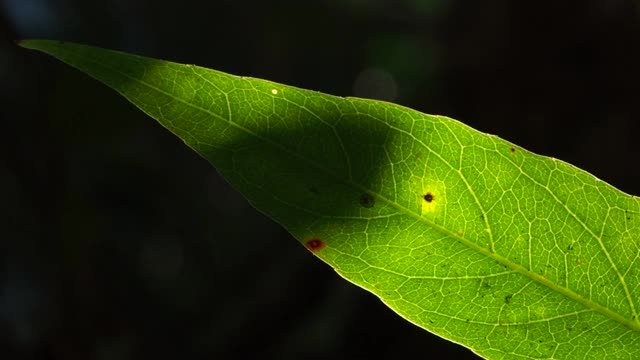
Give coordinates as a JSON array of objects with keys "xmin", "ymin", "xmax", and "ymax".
[
  {"xmin": 509, "ymin": 147, "xmax": 516, "ymax": 153},
  {"xmin": 305, "ymin": 238, "xmax": 325, "ymax": 253},
  {"xmin": 505, "ymin": 294, "xmax": 513, "ymax": 304},
  {"xmin": 423, "ymin": 192, "xmax": 434, "ymax": 202},
  {"xmin": 359, "ymin": 193, "xmax": 375, "ymax": 208}
]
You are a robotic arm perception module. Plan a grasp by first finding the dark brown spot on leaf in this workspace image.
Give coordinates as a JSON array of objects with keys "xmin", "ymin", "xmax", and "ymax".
[
  {"xmin": 509, "ymin": 147, "xmax": 516, "ymax": 153},
  {"xmin": 305, "ymin": 238, "xmax": 325, "ymax": 253},
  {"xmin": 423, "ymin": 192, "xmax": 434, "ymax": 203},
  {"xmin": 359, "ymin": 193, "xmax": 375, "ymax": 208}
]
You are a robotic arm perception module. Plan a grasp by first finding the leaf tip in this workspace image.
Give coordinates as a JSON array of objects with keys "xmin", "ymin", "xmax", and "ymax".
[
  {"xmin": 15, "ymin": 39, "xmax": 42, "ymax": 51},
  {"xmin": 15, "ymin": 39, "xmax": 65, "ymax": 52}
]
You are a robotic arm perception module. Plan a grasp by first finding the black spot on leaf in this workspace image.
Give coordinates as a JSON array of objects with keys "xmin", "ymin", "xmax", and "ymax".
[
  {"xmin": 423, "ymin": 192, "xmax": 434, "ymax": 202},
  {"xmin": 359, "ymin": 193, "xmax": 375, "ymax": 208}
]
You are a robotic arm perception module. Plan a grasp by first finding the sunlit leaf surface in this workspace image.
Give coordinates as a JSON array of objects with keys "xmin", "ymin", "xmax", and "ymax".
[{"xmin": 21, "ymin": 40, "xmax": 640, "ymax": 359}]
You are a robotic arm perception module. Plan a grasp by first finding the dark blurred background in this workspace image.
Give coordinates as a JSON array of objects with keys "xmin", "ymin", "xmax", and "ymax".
[{"xmin": 1, "ymin": 1, "xmax": 639, "ymax": 359}]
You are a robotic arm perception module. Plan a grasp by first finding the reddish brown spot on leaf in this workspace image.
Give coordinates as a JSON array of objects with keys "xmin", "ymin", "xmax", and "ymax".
[
  {"xmin": 423, "ymin": 192, "xmax": 434, "ymax": 203},
  {"xmin": 509, "ymin": 147, "xmax": 516, "ymax": 153},
  {"xmin": 305, "ymin": 238, "xmax": 326, "ymax": 253}
]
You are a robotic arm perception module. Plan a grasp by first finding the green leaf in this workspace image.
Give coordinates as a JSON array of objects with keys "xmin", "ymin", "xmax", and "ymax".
[{"xmin": 20, "ymin": 40, "xmax": 640, "ymax": 359}]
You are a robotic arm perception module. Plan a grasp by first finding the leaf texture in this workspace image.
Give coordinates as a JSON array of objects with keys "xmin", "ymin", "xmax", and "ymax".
[{"xmin": 20, "ymin": 40, "xmax": 640, "ymax": 359}]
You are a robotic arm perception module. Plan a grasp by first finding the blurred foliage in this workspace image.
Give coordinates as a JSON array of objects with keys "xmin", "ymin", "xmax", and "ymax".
[{"xmin": 1, "ymin": 1, "xmax": 639, "ymax": 359}]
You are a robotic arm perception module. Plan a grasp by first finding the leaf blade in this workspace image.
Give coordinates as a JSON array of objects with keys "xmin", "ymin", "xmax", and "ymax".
[{"xmin": 21, "ymin": 39, "xmax": 640, "ymax": 359}]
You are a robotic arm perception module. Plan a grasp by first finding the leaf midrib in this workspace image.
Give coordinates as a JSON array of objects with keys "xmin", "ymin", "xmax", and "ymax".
[
  {"xmin": 52, "ymin": 43, "xmax": 640, "ymax": 332},
  {"xmin": 490, "ymin": 143, "xmax": 639, "ymax": 324}
]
